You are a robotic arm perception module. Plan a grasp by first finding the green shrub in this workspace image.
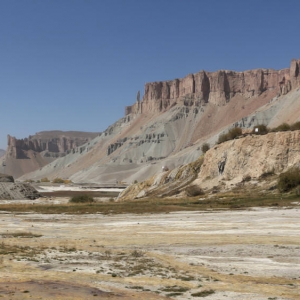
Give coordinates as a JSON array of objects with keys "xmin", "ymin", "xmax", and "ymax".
[
  {"xmin": 191, "ymin": 289, "xmax": 215, "ymax": 297},
  {"xmin": 278, "ymin": 167, "xmax": 300, "ymax": 192},
  {"xmin": 227, "ymin": 127, "xmax": 242, "ymax": 140},
  {"xmin": 291, "ymin": 121, "xmax": 300, "ymax": 131},
  {"xmin": 41, "ymin": 177, "xmax": 50, "ymax": 182},
  {"xmin": 69, "ymin": 194, "xmax": 94, "ymax": 203},
  {"xmin": 217, "ymin": 127, "xmax": 242, "ymax": 144},
  {"xmin": 252, "ymin": 124, "xmax": 269, "ymax": 135},
  {"xmin": 271, "ymin": 123, "xmax": 290, "ymax": 132},
  {"xmin": 217, "ymin": 133, "xmax": 228, "ymax": 144},
  {"xmin": 52, "ymin": 177, "xmax": 65, "ymax": 184},
  {"xmin": 201, "ymin": 143, "xmax": 210, "ymax": 153},
  {"xmin": 64, "ymin": 179, "xmax": 72, "ymax": 184}
]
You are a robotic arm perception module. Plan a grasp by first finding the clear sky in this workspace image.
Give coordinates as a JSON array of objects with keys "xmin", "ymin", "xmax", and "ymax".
[{"xmin": 1, "ymin": 0, "xmax": 300, "ymax": 149}]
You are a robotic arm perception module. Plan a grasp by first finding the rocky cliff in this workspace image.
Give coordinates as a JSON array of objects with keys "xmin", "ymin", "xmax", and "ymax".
[
  {"xmin": 1, "ymin": 131, "xmax": 99, "ymax": 178},
  {"xmin": 0, "ymin": 173, "xmax": 40, "ymax": 200},
  {"xmin": 126, "ymin": 59, "xmax": 300, "ymax": 115},
  {"xmin": 119, "ymin": 130, "xmax": 300, "ymax": 200},
  {"xmin": 195, "ymin": 130, "xmax": 300, "ymax": 190},
  {"xmin": 7, "ymin": 131, "xmax": 99, "ymax": 159},
  {"xmin": 17, "ymin": 58, "xmax": 300, "ymax": 185}
]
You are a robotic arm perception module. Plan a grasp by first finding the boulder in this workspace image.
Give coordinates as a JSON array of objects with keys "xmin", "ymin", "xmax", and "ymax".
[{"xmin": 0, "ymin": 173, "xmax": 14, "ymax": 182}]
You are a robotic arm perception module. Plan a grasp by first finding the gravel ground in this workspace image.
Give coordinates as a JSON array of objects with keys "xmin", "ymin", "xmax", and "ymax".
[{"xmin": 0, "ymin": 205, "xmax": 299, "ymax": 299}]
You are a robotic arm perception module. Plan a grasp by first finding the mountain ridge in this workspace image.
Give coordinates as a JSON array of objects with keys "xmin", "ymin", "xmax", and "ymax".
[{"xmin": 4, "ymin": 58, "xmax": 300, "ymax": 186}]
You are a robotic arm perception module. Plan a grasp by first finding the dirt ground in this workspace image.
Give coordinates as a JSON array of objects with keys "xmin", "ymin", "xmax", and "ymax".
[{"xmin": 0, "ymin": 201, "xmax": 299, "ymax": 299}]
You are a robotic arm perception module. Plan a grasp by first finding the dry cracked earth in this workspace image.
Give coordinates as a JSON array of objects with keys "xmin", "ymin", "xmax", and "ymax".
[{"xmin": 0, "ymin": 201, "xmax": 299, "ymax": 299}]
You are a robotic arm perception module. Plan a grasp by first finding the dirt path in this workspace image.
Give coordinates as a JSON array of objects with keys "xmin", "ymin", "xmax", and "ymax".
[{"xmin": 0, "ymin": 206, "xmax": 299, "ymax": 299}]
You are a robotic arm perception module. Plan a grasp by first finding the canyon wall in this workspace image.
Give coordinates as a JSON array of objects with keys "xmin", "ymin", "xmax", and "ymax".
[
  {"xmin": 126, "ymin": 59, "xmax": 300, "ymax": 115},
  {"xmin": 7, "ymin": 131, "xmax": 99, "ymax": 159}
]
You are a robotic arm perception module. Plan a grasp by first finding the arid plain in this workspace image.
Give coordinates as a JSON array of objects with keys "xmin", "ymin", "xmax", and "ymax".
[{"xmin": 0, "ymin": 195, "xmax": 299, "ymax": 300}]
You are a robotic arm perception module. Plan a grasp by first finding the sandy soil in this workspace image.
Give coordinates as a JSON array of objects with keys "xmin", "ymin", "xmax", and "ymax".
[{"xmin": 0, "ymin": 205, "xmax": 299, "ymax": 299}]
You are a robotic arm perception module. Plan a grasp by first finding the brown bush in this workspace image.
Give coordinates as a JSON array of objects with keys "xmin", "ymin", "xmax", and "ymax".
[
  {"xmin": 185, "ymin": 185, "xmax": 204, "ymax": 197},
  {"xmin": 252, "ymin": 124, "xmax": 269, "ymax": 135},
  {"xmin": 291, "ymin": 121, "xmax": 300, "ymax": 131},
  {"xmin": 278, "ymin": 167, "xmax": 300, "ymax": 192},
  {"xmin": 201, "ymin": 143, "xmax": 210, "ymax": 153},
  {"xmin": 217, "ymin": 127, "xmax": 242, "ymax": 144},
  {"xmin": 271, "ymin": 123, "xmax": 290, "ymax": 132}
]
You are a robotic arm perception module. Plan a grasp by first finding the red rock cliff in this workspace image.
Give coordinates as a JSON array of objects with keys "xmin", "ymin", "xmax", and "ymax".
[
  {"xmin": 7, "ymin": 131, "xmax": 99, "ymax": 159},
  {"xmin": 126, "ymin": 59, "xmax": 300, "ymax": 115}
]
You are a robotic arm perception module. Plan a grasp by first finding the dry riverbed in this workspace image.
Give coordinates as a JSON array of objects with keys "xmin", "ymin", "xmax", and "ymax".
[{"xmin": 0, "ymin": 202, "xmax": 299, "ymax": 299}]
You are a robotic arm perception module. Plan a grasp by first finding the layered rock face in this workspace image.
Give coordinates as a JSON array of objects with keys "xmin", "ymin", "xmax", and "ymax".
[
  {"xmin": 126, "ymin": 59, "xmax": 300, "ymax": 115},
  {"xmin": 7, "ymin": 131, "xmax": 99, "ymax": 159},
  {"xmin": 195, "ymin": 130, "xmax": 300, "ymax": 190},
  {"xmin": 0, "ymin": 173, "xmax": 40, "ymax": 200},
  {"xmin": 119, "ymin": 130, "xmax": 300, "ymax": 200}
]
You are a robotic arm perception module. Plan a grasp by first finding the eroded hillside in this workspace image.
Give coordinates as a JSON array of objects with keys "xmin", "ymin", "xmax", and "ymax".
[
  {"xmin": 119, "ymin": 129, "xmax": 300, "ymax": 200},
  {"xmin": 13, "ymin": 58, "xmax": 300, "ymax": 185}
]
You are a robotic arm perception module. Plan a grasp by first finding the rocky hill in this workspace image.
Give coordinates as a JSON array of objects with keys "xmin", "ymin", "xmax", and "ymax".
[
  {"xmin": 119, "ymin": 130, "xmax": 300, "ymax": 200},
  {"xmin": 0, "ymin": 173, "xmax": 40, "ymax": 200},
  {"xmin": 0, "ymin": 131, "xmax": 99, "ymax": 178},
  {"xmin": 0, "ymin": 149, "xmax": 5, "ymax": 158},
  {"xmin": 15, "ymin": 58, "xmax": 300, "ymax": 186}
]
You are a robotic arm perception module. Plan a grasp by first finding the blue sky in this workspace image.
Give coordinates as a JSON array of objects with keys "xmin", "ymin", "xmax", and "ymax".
[{"xmin": 0, "ymin": 0, "xmax": 300, "ymax": 149}]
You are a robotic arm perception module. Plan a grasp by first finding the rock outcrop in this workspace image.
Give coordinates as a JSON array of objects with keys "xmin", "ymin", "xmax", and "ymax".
[
  {"xmin": 0, "ymin": 173, "xmax": 14, "ymax": 182},
  {"xmin": 119, "ymin": 156, "xmax": 204, "ymax": 201},
  {"xmin": 0, "ymin": 174, "xmax": 40, "ymax": 200},
  {"xmin": 126, "ymin": 59, "xmax": 300, "ymax": 115},
  {"xmin": 7, "ymin": 131, "xmax": 99, "ymax": 159},
  {"xmin": 118, "ymin": 130, "xmax": 300, "ymax": 200},
  {"xmin": 195, "ymin": 130, "xmax": 300, "ymax": 190}
]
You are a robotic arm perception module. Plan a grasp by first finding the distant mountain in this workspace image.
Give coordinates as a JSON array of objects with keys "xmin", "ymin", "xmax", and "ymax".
[
  {"xmin": 0, "ymin": 149, "xmax": 5, "ymax": 158},
  {"xmin": 11, "ymin": 58, "xmax": 300, "ymax": 186},
  {"xmin": 0, "ymin": 131, "xmax": 99, "ymax": 178}
]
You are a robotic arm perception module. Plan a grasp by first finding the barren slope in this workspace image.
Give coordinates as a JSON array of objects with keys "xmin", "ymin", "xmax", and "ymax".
[{"xmin": 15, "ymin": 58, "xmax": 300, "ymax": 184}]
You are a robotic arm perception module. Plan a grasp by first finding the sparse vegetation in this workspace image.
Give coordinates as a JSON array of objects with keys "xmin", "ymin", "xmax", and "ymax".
[
  {"xmin": 252, "ymin": 124, "xmax": 269, "ymax": 135},
  {"xmin": 252, "ymin": 121, "xmax": 300, "ymax": 134},
  {"xmin": 0, "ymin": 190, "xmax": 298, "ymax": 215},
  {"xmin": 191, "ymin": 289, "xmax": 215, "ymax": 297},
  {"xmin": 69, "ymin": 194, "xmax": 94, "ymax": 203},
  {"xmin": 290, "ymin": 121, "xmax": 300, "ymax": 131},
  {"xmin": 260, "ymin": 169, "xmax": 275, "ymax": 179},
  {"xmin": 52, "ymin": 177, "xmax": 65, "ymax": 184},
  {"xmin": 40, "ymin": 177, "xmax": 50, "ymax": 182},
  {"xmin": 185, "ymin": 185, "xmax": 204, "ymax": 197},
  {"xmin": 201, "ymin": 143, "xmax": 210, "ymax": 153},
  {"xmin": 277, "ymin": 167, "xmax": 300, "ymax": 192},
  {"xmin": 25, "ymin": 179, "xmax": 34, "ymax": 183},
  {"xmin": 217, "ymin": 127, "xmax": 242, "ymax": 144},
  {"xmin": 131, "ymin": 249, "xmax": 144, "ymax": 258},
  {"xmin": 271, "ymin": 122, "xmax": 290, "ymax": 132},
  {"xmin": 0, "ymin": 232, "xmax": 42, "ymax": 238},
  {"xmin": 52, "ymin": 178, "xmax": 72, "ymax": 184}
]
